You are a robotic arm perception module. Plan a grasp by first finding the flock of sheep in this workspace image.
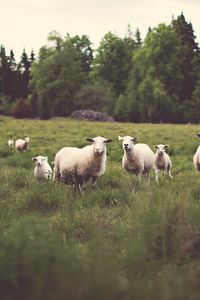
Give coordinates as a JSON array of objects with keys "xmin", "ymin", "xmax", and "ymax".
[{"xmin": 7, "ymin": 133, "xmax": 200, "ymax": 194}]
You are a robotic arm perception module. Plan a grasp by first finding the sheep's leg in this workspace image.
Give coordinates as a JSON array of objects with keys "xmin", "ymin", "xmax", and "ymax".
[
  {"xmin": 132, "ymin": 173, "xmax": 141, "ymax": 194},
  {"xmin": 132, "ymin": 180, "xmax": 137, "ymax": 194},
  {"xmin": 147, "ymin": 172, "xmax": 151, "ymax": 186},
  {"xmin": 168, "ymin": 169, "xmax": 173, "ymax": 178},
  {"xmin": 155, "ymin": 169, "xmax": 159, "ymax": 184},
  {"xmin": 53, "ymin": 168, "xmax": 61, "ymax": 181},
  {"xmin": 77, "ymin": 184, "xmax": 84, "ymax": 195},
  {"xmin": 72, "ymin": 175, "xmax": 84, "ymax": 195},
  {"xmin": 91, "ymin": 176, "xmax": 97, "ymax": 186}
]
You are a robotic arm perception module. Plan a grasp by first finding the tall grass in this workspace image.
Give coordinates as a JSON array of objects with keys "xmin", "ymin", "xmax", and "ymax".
[{"xmin": 0, "ymin": 116, "xmax": 200, "ymax": 299}]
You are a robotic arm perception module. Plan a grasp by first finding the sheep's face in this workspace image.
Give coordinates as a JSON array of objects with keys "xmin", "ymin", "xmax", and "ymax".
[
  {"xmin": 155, "ymin": 144, "xmax": 168, "ymax": 156},
  {"xmin": 86, "ymin": 136, "xmax": 112, "ymax": 155},
  {"xmin": 118, "ymin": 136, "xmax": 137, "ymax": 152},
  {"xmin": 25, "ymin": 137, "xmax": 30, "ymax": 144},
  {"xmin": 8, "ymin": 140, "xmax": 14, "ymax": 146},
  {"xmin": 32, "ymin": 156, "xmax": 48, "ymax": 167}
]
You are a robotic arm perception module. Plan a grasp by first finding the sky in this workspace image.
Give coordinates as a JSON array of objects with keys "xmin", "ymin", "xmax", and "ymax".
[{"xmin": 0, "ymin": 0, "xmax": 200, "ymax": 61}]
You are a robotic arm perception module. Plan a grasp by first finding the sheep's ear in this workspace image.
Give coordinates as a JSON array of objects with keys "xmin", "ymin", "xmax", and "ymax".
[
  {"xmin": 164, "ymin": 145, "xmax": 169, "ymax": 149},
  {"xmin": 154, "ymin": 145, "xmax": 158, "ymax": 149},
  {"xmin": 131, "ymin": 136, "xmax": 138, "ymax": 142},
  {"xmin": 86, "ymin": 138, "xmax": 94, "ymax": 143},
  {"xmin": 105, "ymin": 139, "xmax": 112, "ymax": 143},
  {"xmin": 197, "ymin": 133, "xmax": 200, "ymax": 138},
  {"xmin": 45, "ymin": 156, "xmax": 48, "ymax": 161},
  {"xmin": 32, "ymin": 157, "xmax": 37, "ymax": 162},
  {"xmin": 118, "ymin": 136, "xmax": 123, "ymax": 141}
]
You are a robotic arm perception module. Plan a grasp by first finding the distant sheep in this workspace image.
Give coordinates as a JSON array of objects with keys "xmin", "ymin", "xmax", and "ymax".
[
  {"xmin": 193, "ymin": 133, "xmax": 200, "ymax": 171},
  {"xmin": 118, "ymin": 135, "xmax": 154, "ymax": 183},
  {"xmin": 8, "ymin": 139, "xmax": 15, "ymax": 147},
  {"xmin": 15, "ymin": 137, "xmax": 30, "ymax": 152},
  {"xmin": 154, "ymin": 144, "xmax": 172, "ymax": 183},
  {"xmin": 32, "ymin": 156, "xmax": 52, "ymax": 180},
  {"xmin": 53, "ymin": 136, "xmax": 112, "ymax": 193}
]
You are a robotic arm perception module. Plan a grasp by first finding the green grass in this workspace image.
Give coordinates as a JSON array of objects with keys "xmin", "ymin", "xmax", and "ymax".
[{"xmin": 1, "ymin": 116, "xmax": 200, "ymax": 299}]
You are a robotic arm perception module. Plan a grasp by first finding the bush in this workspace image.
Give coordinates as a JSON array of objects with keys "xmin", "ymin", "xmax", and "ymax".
[
  {"xmin": 12, "ymin": 98, "xmax": 33, "ymax": 118},
  {"xmin": 73, "ymin": 81, "xmax": 116, "ymax": 114}
]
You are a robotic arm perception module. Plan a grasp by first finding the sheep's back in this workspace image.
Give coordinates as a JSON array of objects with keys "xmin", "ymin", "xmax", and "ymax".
[
  {"xmin": 135, "ymin": 143, "xmax": 154, "ymax": 171},
  {"xmin": 193, "ymin": 146, "xmax": 200, "ymax": 170},
  {"xmin": 15, "ymin": 139, "xmax": 25, "ymax": 150}
]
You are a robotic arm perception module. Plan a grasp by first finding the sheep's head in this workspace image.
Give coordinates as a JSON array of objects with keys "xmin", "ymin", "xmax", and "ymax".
[
  {"xmin": 25, "ymin": 137, "xmax": 30, "ymax": 144},
  {"xmin": 32, "ymin": 156, "xmax": 48, "ymax": 167},
  {"xmin": 118, "ymin": 136, "xmax": 137, "ymax": 152},
  {"xmin": 86, "ymin": 136, "xmax": 112, "ymax": 155},
  {"xmin": 154, "ymin": 144, "xmax": 169, "ymax": 156}
]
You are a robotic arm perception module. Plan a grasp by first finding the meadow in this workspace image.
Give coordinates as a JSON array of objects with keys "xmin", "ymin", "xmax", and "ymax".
[{"xmin": 1, "ymin": 116, "xmax": 200, "ymax": 300}]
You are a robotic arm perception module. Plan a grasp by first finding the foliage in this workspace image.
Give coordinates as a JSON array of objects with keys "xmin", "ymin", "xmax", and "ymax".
[
  {"xmin": 30, "ymin": 32, "xmax": 86, "ymax": 118},
  {"xmin": 1, "ymin": 14, "xmax": 200, "ymax": 122},
  {"xmin": 70, "ymin": 34, "xmax": 93, "ymax": 74},
  {"xmin": 122, "ymin": 16, "xmax": 200, "ymax": 123},
  {"xmin": 91, "ymin": 31, "xmax": 137, "ymax": 96},
  {"xmin": 12, "ymin": 98, "xmax": 33, "ymax": 118},
  {"xmin": 73, "ymin": 80, "xmax": 116, "ymax": 114}
]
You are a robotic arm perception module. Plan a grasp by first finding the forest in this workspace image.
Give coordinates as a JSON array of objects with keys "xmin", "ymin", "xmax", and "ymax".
[{"xmin": 0, "ymin": 13, "xmax": 200, "ymax": 123}]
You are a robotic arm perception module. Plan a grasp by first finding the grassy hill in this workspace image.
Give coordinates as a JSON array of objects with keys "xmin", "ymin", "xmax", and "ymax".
[{"xmin": 0, "ymin": 116, "xmax": 200, "ymax": 300}]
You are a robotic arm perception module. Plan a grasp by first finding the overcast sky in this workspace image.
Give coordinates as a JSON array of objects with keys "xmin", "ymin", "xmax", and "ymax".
[{"xmin": 0, "ymin": 0, "xmax": 200, "ymax": 61}]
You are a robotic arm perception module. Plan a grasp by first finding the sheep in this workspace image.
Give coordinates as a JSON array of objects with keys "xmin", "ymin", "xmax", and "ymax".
[
  {"xmin": 154, "ymin": 144, "xmax": 173, "ymax": 183},
  {"xmin": 8, "ymin": 139, "xmax": 15, "ymax": 147},
  {"xmin": 15, "ymin": 137, "xmax": 30, "ymax": 152},
  {"xmin": 193, "ymin": 133, "xmax": 200, "ymax": 172},
  {"xmin": 118, "ymin": 135, "xmax": 155, "ymax": 185},
  {"xmin": 32, "ymin": 156, "xmax": 52, "ymax": 180},
  {"xmin": 53, "ymin": 136, "xmax": 112, "ymax": 193}
]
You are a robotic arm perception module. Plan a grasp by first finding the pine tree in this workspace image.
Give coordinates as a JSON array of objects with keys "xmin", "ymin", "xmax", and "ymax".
[
  {"xmin": 172, "ymin": 13, "xmax": 200, "ymax": 101},
  {"xmin": 18, "ymin": 49, "xmax": 31, "ymax": 98},
  {"xmin": 135, "ymin": 28, "xmax": 142, "ymax": 48}
]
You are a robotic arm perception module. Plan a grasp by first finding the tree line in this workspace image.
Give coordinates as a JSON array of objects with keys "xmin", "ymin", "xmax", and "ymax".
[{"xmin": 0, "ymin": 13, "xmax": 200, "ymax": 123}]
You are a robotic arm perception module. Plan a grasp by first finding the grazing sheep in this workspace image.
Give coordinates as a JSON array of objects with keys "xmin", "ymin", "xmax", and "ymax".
[
  {"xmin": 193, "ymin": 133, "xmax": 200, "ymax": 171},
  {"xmin": 8, "ymin": 139, "xmax": 15, "ymax": 147},
  {"xmin": 154, "ymin": 144, "xmax": 173, "ymax": 183},
  {"xmin": 15, "ymin": 137, "xmax": 30, "ymax": 152},
  {"xmin": 32, "ymin": 156, "xmax": 52, "ymax": 180},
  {"xmin": 53, "ymin": 136, "xmax": 112, "ymax": 193},
  {"xmin": 118, "ymin": 135, "xmax": 155, "ymax": 184}
]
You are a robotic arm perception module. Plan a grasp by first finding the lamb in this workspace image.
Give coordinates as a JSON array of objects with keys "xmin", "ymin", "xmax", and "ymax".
[
  {"xmin": 193, "ymin": 133, "xmax": 200, "ymax": 172},
  {"xmin": 32, "ymin": 156, "xmax": 52, "ymax": 180},
  {"xmin": 15, "ymin": 137, "xmax": 30, "ymax": 152},
  {"xmin": 8, "ymin": 139, "xmax": 15, "ymax": 147},
  {"xmin": 118, "ymin": 135, "xmax": 155, "ymax": 183},
  {"xmin": 154, "ymin": 144, "xmax": 173, "ymax": 183},
  {"xmin": 53, "ymin": 136, "xmax": 112, "ymax": 193}
]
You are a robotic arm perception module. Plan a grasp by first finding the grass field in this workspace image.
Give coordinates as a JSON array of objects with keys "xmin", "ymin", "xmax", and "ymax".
[{"xmin": 1, "ymin": 116, "xmax": 200, "ymax": 300}]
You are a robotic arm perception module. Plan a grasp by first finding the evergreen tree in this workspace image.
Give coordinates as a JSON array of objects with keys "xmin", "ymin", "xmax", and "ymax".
[
  {"xmin": 18, "ymin": 49, "xmax": 31, "ymax": 98},
  {"xmin": 135, "ymin": 28, "xmax": 142, "ymax": 48},
  {"xmin": 172, "ymin": 13, "xmax": 200, "ymax": 101}
]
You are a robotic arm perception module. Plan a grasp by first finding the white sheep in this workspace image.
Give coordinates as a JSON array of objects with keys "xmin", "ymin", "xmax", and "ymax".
[
  {"xmin": 15, "ymin": 137, "xmax": 30, "ymax": 152},
  {"xmin": 53, "ymin": 136, "xmax": 112, "ymax": 193},
  {"xmin": 118, "ymin": 135, "xmax": 155, "ymax": 184},
  {"xmin": 154, "ymin": 144, "xmax": 173, "ymax": 183},
  {"xmin": 193, "ymin": 133, "xmax": 200, "ymax": 172},
  {"xmin": 32, "ymin": 156, "xmax": 52, "ymax": 180},
  {"xmin": 8, "ymin": 139, "xmax": 15, "ymax": 147}
]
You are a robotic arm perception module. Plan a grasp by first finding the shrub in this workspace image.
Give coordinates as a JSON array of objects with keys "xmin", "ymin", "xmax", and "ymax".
[{"xmin": 12, "ymin": 98, "xmax": 33, "ymax": 118}]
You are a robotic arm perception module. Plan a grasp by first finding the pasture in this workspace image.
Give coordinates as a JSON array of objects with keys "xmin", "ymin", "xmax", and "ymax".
[{"xmin": 0, "ymin": 116, "xmax": 200, "ymax": 300}]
